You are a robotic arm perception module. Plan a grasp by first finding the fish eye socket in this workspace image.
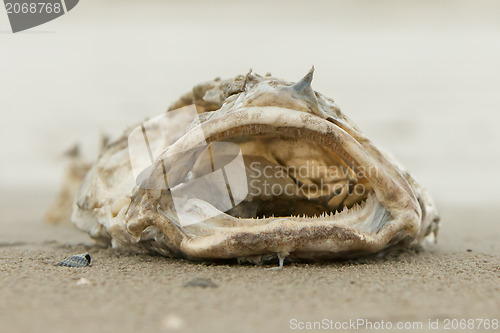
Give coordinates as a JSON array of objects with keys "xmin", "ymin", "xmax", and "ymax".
[{"xmin": 85, "ymin": 254, "xmax": 91, "ymax": 264}]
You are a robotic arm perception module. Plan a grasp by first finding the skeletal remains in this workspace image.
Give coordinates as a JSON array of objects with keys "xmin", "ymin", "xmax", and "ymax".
[{"xmin": 52, "ymin": 68, "xmax": 440, "ymax": 265}]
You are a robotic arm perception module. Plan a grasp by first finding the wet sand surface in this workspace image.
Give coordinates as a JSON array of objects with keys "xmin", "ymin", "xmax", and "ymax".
[
  {"xmin": 0, "ymin": 190, "xmax": 499, "ymax": 333},
  {"xmin": 1, "ymin": 0, "xmax": 500, "ymax": 332}
]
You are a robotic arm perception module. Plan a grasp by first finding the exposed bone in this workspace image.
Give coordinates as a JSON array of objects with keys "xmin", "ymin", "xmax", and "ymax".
[{"xmin": 61, "ymin": 69, "xmax": 440, "ymax": 263}]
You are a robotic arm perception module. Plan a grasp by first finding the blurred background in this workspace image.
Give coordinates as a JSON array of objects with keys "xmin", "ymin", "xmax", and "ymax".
[
  {"xmin": 1, "ymin": 2, "xmax": 500, "ymax": 332},
  {"xmin": 1, "ymin": 0, "xmax": 499, "ymax": 246}
]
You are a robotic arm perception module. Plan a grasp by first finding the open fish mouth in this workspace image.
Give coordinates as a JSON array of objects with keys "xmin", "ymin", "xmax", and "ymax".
[
  {"xmin": 141, "ymin": 106, "xmax": 419, "ymax": 260},
  {"xmin": 70, "ymin": 68, "xmax": 440, "ymax": 263},
  {"xmin": 193, "ymin": 120, "xmax": 386, "ymax": 223}
]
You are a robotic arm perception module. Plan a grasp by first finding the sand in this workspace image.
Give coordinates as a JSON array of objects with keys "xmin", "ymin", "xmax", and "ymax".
[
  {"xmin": 0, "ymin": 190, "xmax": 499, "ymax": 333},
  {"xmin": 1, "ymin": 1, "xmax": 500, "ymax": 332}
]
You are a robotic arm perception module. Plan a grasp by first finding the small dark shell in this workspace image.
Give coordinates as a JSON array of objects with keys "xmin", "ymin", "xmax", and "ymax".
[{"xmin": 56, "ymin": 254, "xmax": 91, "ymax": 267}]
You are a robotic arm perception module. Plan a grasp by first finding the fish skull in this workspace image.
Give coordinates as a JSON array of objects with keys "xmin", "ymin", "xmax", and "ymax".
[{"xmin": 71, "ymin": 68, "xmax": 440, "ymax": 263}]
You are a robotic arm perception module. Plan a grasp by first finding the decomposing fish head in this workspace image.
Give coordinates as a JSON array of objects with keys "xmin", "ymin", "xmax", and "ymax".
[{"xmin": 71, "ymin": 68, "xmax": 440, "ymax": 263}]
